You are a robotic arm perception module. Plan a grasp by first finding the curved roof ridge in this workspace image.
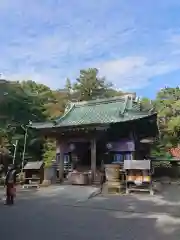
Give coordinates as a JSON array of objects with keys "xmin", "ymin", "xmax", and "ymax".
[{"xmin": 54, "ymin": 103, "xmax": 75, "ymax": 124}]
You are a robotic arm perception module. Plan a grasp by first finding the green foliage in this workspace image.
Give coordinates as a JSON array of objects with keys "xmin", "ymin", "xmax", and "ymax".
[
  {"xmin": 72, "ymin": 68, "xmax": 113, "ymax": 101},
  {"xmin": 43, "ymin": 140, "xmax": 56, "ymax": 167},
  {"xmin": 155, "ymin": 87, "xmax": 180, "ymax": 145},
  {"xmin": 149, "ymin": 87, "xmax": 180, "ymax": 157},
  {"xmin": 0, "ymin": 80, "xmax": 46, "ymax": 167},
  {"xmin": 140, "ymin": 97, "xmax": 154, "ymax": 111},
  {"xmin": 65, "ymin": 78, "xmax": 72, "ymax": 92},
  {"xmin": 152, "ymin": 161, "xmax": 172, "ymax": 168}
]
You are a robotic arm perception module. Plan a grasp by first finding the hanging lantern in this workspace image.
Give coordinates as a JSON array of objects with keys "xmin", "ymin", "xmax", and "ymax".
[
  {"xmin": 127, "ymin": 141, "xmax": 135, "ymax": 151},
  {"xmin": 106, "ymin": 143, "xmax": 112, "ymax": 149},
  {"xmin": 69, "ymin": 143, "xmax": 75, "ymax": 151}
]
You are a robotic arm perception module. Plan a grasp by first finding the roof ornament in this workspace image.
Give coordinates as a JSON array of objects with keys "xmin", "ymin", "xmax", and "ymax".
[
  {"xmin": 52, "ymin": 101, "xmax": 75, "ymax": 126},
  {"xmin": 120, "ymin": 95, "xmax": 129, "ymax": 115},
  {"xmin": 129, "ymin": 95, "xmax": 134, "ymax": 109},
  {"xmin": 135, "ymin": 96, "xmax": 140, "ymax": 103},
  {"xmin": 64, "ymin": 101, "xmax": 73, "ymax": 113}
]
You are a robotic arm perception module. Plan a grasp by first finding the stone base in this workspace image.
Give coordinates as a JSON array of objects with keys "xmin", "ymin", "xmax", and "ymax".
[
  {"xmin": 152, "ymin": 182, "xmax": 162, "ymax": 192},
  {"xmin": 106, "ymin": 180, "xmax": 120, "ymax": 186},
  {"xmin": 103, "ymin": 181, "xmax": 124, "ymax": 194},
  {"xmin": 160, "ymin": 177, "xmax": 171, "ymax": 184},
  {"xmin": 41, "ymin": 180, "xmax": 51, "ymax": 186},
  {"xmin": 68, "ymin": 172, "xmax": 89, "ymax": 185}
]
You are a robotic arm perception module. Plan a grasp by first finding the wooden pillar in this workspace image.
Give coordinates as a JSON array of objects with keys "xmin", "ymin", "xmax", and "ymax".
[
  {"xmin": 58, "ymin": 142, "xmax": 65, "ymax": 182},
  {"xmin": 130, "ymin": 131, "xmax": 136, "ymax": 160},
  {"xmin": 91, "ymin": 138, "xmax": 96, "ymax": 183},
  {"xmin": 132, "ymin": 128, "xmax": 140, "ymax": 160}
]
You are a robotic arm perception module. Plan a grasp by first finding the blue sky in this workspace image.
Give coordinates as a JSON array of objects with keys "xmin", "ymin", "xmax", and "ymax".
[{"xmin": 0, "ymin": 0, "xmax": 180, "ymax": 98}]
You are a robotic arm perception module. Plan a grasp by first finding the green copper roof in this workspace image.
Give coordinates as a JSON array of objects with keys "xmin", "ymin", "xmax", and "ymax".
[{"xmin": 32, "ymin": 96, "xmax": 156, "ymax": 129}]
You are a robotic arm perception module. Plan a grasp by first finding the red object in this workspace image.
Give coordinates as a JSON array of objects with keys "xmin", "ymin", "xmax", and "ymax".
[
  {"xmin": 169, "ymin": 147, "xmax": 180, "ymax": 158},
  {"xmin": 10, "ymin": 186, "xmax": 16, "ymax": 196}
]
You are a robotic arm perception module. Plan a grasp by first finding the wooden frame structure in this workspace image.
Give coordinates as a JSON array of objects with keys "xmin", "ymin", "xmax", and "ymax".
[{"xmin": 23, "ymin": 161, "xmax": 44, "ymax": 188}]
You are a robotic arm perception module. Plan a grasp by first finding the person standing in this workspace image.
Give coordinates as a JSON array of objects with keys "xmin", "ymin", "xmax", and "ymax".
[{"xmin": 5, "ymin": 164, "xmax": 16, "ymax": 205}]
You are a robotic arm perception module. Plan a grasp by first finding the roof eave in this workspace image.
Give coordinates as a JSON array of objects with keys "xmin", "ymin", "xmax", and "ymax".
[{"xmin": 30, "ymin": 113, "xmax": 156, "ymax": 131}]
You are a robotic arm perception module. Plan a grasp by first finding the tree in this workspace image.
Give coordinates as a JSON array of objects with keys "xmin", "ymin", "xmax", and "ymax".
[
  {"xmin": 148, "ymin": 87, "xmax": 180, "ymax": 158},
  {"xmin": 72, "ymin": 68, "xmax": 113, "ymax": 101},
  {"xmin": 65, "ymin": 78, "xmax": 72, "ymax": 93},
  {"xmin": 43, "ymin": 139, "xmax": 56, "ymax": 167},
  {"xmin": 140, "ymin": 97, "xmax": 154, "ymax": 111},
  {"xmin": 0, "ymin": 80, "xmax": 47, "ymax": 169},
  {"xmin": 154, "ymin": 87, "xmax": 180, "ymax": 145},
  {"xmin": 21, "ymin": 81, "xmax": 71, "ymax": 167}
]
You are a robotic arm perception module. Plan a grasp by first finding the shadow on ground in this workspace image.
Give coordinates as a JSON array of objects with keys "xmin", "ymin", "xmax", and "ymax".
[
  {"xmin": 73, "ymin": 184, "xmax": 180, "ymax": 217},
  {"xmin": 0, "ymin": 184, "xmax": 180, "ymax": 239},
  {"xmin": 0, "ymin": 193, "xmax": 180, "ymax": 239}
]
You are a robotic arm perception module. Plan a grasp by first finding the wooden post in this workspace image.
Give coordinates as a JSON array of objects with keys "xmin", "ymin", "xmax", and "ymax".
[
  {"xmin": 91, "ymin": 138, "xmax": 96, "ymax": 183},
  {"xmin": 130, "ymin": 131, "xmax": 136, "ymax": 160},
  {"xmin": 58, "ymin": 143, "xmax": 65, "ymax": 182},
  {"xmin": 132, "ymin": 129, "xmax": 140, "ymax": 160}
]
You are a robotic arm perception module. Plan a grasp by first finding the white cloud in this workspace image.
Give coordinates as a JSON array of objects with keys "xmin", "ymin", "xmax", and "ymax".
[
  {"xmin": 1, "ymin": 1, "xmax": 180, "ymax": 92},
  {"xmin": 0, "ymin": 1, "xmax": 136, "ymax": 89},
  {"xmin": 168, "ymin": 33, "xmax": 180, "ymax": 55},
  {"xmin": 98, "ymin": 57, "xmax": 180, "ymax": 90},
  {"xmin": 169, "ymin": 35, "xmax": 180, "ymax": 45},
  {"xmin": 3, "ymin": 72, "xmax": 52, "ymax": 86}
]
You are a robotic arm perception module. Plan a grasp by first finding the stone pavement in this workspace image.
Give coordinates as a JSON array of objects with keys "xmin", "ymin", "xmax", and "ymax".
[
  {"xmin": 0, "ymin": 185, "xmax": 100, "ymax": 203},
  {"xmin": 77, "ymin": 184, "xmax": 180, "ymax": 217},
  {"xmin": 1, "ymin": 184, "xmax": 180, "ymax": 216},
  {"xmin": 0, "ymin": 184, "xmax": 180, "ymax": 239},
  {"xmin": 0, "ymin": 186, "xmax": 180, "ymax": 240}
]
